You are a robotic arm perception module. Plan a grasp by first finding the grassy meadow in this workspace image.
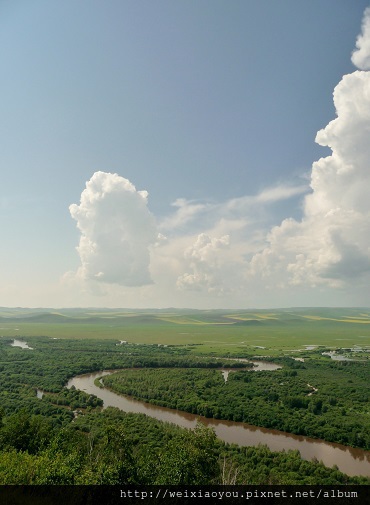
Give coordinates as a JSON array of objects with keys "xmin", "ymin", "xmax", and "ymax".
[{"xmin": 0, "ymin": 307, "xmax": 369, "ymax": 358}]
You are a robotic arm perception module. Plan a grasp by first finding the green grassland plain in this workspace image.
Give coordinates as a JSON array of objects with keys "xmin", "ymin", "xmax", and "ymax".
[{"xmin": 0, "ymin": 307, "xmax": 369, "ymax": 358}]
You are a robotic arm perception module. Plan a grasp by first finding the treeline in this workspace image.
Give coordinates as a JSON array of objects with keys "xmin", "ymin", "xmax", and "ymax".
[
  {"xmin": 42, "ymin": 387, "xmax": 103, "ymax": 410},
  {"xmin": 0, "ymin": 407, "xmax": 367, "ymax": 485},
  {"xmin": 104, "ymin": 359, "xmax": 370, "ymax": 450},
  {"xmin": 0, "ymin": 336, "xmax": 368, "ymax": 484},
  {"xmin": 0, "ymin": 337, "xmax": 243, "ymax": 418},
  {"xmin": 1, "ymin": 337, "xmax": 368, "ymax": 451}
]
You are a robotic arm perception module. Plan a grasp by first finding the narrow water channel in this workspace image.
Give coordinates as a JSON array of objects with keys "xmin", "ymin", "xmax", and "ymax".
[{"xmin": 67, "ymin": 370, "xmax": 370, "ymax": 478}]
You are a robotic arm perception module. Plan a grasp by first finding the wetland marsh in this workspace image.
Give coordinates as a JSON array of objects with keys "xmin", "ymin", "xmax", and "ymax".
[{"xmin": 0, "ymin": 307, "xmax": 368, "ymax": 485}]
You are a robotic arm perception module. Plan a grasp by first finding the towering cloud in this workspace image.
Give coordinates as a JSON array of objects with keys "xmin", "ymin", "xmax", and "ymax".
[
  {"xmin": 250, "ymin": 7, "xmax": 370, "ymax": 290},
  {"xmin": 67, "ymin": 8, "xmax": 370, "ymax": 305},
  {"xmin": 69, "ymin": 171, "xmax": 157, "ymax": 286},
  {"xmin": 351, "ymin": 7, "xmax": 370, "ymax": 70}
]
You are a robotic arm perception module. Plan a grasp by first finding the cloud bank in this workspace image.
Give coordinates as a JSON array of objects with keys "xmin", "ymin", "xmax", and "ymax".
[
  {"xmin": 67, "ymin": 8, "xmax": 370, "ymax": 307},
  {"xmin": 69, "ymin": 171, "xmax": 157, "ymax": 286},
  {"xmin": 250, "ymin": 7, "xmax": 370, "ymax": 290},
  {"xmin": 176, "ymin": 233, "xmax": 230, "ymax": 293}
]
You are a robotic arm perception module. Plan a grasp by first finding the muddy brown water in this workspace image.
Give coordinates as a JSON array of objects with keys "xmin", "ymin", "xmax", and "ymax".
[{"xmin": 67, "ymin": 370, "xmax": 370, "ymax": 477}]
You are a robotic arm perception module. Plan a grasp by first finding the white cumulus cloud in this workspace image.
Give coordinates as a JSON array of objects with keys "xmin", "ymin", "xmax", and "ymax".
[
  {"xmin": 69, "ymin": 171, "xmax": 157, "ymax": 286},
  {"xmin": 351, "ymin": 7, "xmax": 370, "ymax": 70},
  {"xmin": 176, "ymin": 233, "xmax": 231, "ymax": 293},
  {"xmin": 65, "ymin": 10, "xmax": 370, "ymax": 306},
  {"xmin": 250, "ymin": 7, "xmax": 370, "ymax": 291}
]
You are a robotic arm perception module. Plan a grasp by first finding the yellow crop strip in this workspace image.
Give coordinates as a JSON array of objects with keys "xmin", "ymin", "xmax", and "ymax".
[
  {"xmin": 252, "ymin": 314, "xmax": 279, "ymax": 320},
  {"xmin": 224, "ymin": 313, "xmax": 279, "ymax": 321},
  {"xmin": 156, "ymin": 317, "xmax": 219, "ymax": 325},
  {"xmin": 300, "ymin": 315, "xmax": 370, "ymax": 324}
]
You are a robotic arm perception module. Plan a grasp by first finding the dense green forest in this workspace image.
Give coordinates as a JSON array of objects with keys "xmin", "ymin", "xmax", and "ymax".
[
  {"xmin": 0, "ymin": 407, "xmax": 368, "ymax": 485},
  {"xmin": 104, "ymin": 358, "xmax": 370, "ymax": 450},
  {"xmin": 0, "ymin": 335, "xmax": 368, "ymax": 485}
]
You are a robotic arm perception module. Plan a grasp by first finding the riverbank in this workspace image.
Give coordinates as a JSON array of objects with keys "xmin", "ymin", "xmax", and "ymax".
[{"xmin": 67, "ymin": 370, "xmax": 370, "ymax": 478}]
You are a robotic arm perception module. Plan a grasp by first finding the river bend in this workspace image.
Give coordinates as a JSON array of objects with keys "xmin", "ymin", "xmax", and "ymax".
[{"xmin": 67, "ymin": 370, "xmax": 370, "ymax": 478}]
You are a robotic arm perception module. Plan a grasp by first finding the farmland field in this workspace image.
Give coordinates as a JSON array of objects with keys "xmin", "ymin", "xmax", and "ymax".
[{"xmin": 0, "ymin": 307, "xmax": 369, "ymax": 358}]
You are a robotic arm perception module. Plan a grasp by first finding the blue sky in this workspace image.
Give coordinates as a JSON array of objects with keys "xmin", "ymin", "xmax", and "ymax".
[{"xmin": 1, "ymin": 0, "xmax": 370, "ymax": 308}]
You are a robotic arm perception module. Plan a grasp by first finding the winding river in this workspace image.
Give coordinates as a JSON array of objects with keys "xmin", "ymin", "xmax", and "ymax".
[{"xmin": 67, "ymin": 369, "xmax": 370, "ymax": 478}]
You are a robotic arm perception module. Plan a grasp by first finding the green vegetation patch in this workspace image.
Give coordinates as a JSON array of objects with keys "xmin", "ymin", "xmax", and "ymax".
[
  {"xmin": 104, "ymin": 358, "xmax": 370, "ymax": 451},
  {"xmin": 0, "ymin": 309, "xmax": 368, "ymax": 485},
  {"xmin": 0, "ymin": 308, "xmax": 369, "ymax": 355}
]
